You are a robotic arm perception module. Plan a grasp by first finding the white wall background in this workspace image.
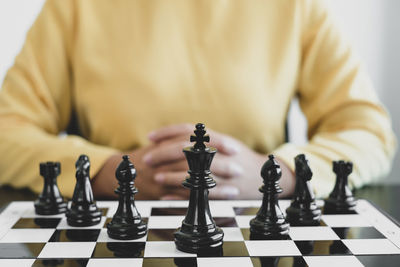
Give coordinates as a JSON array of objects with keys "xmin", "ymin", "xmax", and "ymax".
[{"xmin": 1, "ymin": 0, "xmax": 399, "ymax": 182}]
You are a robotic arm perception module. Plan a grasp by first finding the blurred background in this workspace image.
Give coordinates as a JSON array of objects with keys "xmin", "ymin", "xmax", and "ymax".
[{"xmin": 0, "ymin": 0, "xmax": 398, "ymax": 183}]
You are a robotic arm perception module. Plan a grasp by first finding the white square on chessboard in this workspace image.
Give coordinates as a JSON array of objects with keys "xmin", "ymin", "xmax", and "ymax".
[
  {"xmin": 97, "ymin": 229, "xmax": 147, "ymax": 242},
  {"xmin": 221, "ymin": 227, "xmax": 244, "ymax": 241},
  {"xmin": 342, "ymin": 239, "xmax": 400, "ymax": 255},
  {"xmin": 245, "ymin": 240, "xmax": 301, "ymax": 256},
  {"xmin": 56, "ymin": 217, "xmax": 106, "ymax": 229},
  {"xmin": 197, "ymin": 257, "xmax": 253, "ymax": 267},
  {"xmin": 304, "ymin": 256, "xmax": 364, "ymax": 267},
  {"xmin": 321, "ymin": 214, "xmax": 371, "ymax": 227},
  {"xmin": 0, "ymin": 259, "xmax": 35, "ymax": 267},
  {"xmin": 87, "ymin": 258, "xmax": 143, "ymax": 267},
  {"xmin": 144, "ymin": 241, "xmax": 196, "ymax": 258},
  {"xmin": 235, "ymin": 215, "xmax": 253, "ymax": 228},
  {"xmin": 38, "ymin": 242, "xmax": 96, "ymax": 258},
  {"xmin": 0, "ymin": 229, "xmax": 55, "ymax": 243},
  {"xmin": 231, "ymin": 200, "xmax": 262, "ymax": 208},
  {"xmin": 148, "ymin": 216, "xmax": 184, "ymax": 229},
  {"xmin": 289, "ymin": 226, "xmax": 340, "ymax": 241},
  {"xmin": 209, "ymin": 202, "xmax": 235, "ymax": 217}
]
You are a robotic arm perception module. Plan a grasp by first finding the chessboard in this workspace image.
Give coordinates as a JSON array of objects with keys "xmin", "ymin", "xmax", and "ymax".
[{"xmin": 0, "ymin": 199, "xmax": 400, "ymax": 267}]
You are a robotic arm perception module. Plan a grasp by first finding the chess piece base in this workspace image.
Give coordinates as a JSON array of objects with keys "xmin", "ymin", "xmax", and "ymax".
[
  {"xmin": 174, "ymin": 223, "xmax": 224, "ymax": 254},
  {"xmin": 249, "ymin": 217, "xmax": 290, "ymax": 239},
  {"xmin": 66, "ymin": 204, "xmax": 102, "ymax": 227},
  {"xmin": 34, "ymin": 198, "xmax": 67, "ymax": 215},
  {"xmin": 286, "ymin": 203, "xmax": 322, "ymax": 226},
  {"xmin": 107, "ymin": 219, "xmax": 147, "ymax": 240},
  {"xmin": 324, "ymin": 197, "xmax": 357, "ymax": 214}
]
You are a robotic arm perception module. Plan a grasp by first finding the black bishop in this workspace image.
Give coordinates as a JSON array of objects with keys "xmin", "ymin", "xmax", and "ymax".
[
  {"xmin": 250, "ymin": 154, "xmax": 289, "ymax": 239},
  {"xmin": 107, "ymin": 155, "xmax": 147, "ymax": 240}
]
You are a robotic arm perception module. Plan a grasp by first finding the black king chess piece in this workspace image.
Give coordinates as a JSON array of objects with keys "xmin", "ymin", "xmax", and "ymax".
[
  {"xmin": 324, "ymin": 160, "xmax": 357, "ymax": 214},
  {"xmin": 174, "ymin": 123, "xmax": 224, "ymax": 254},
  {"xmin": 107, "ymin": 155, "xmax": 147, "ymax": 239},
  {"xmin": 66, "ymin": 155, "xmax": 102, "ymax": 226},
  {"xmin": 34, "ymin": 162, "xmax": 67, "ymax": 215},
  {"xmin": 286, "ymin": 154, "xmax": 321, "ymax": 226},
  {"xmin": 250, "ymin": 155, "xmax": 290, "ymax": 240}
]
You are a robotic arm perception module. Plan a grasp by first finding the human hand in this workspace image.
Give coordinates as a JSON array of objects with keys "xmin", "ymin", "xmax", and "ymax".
[
  {"xmin": 91, "ymin": 144, "xmax": 188, "ymax": 200},
  {"xmin": 144, "ymin": 124, "xmax": 295, "ymax": 200}
]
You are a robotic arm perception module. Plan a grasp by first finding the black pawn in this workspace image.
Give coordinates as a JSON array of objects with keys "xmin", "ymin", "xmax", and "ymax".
[
  {"xmin": 66, "ymin": 155, "xmax": 102, "ymax": 226},
  {"xmin": 286, "ymin": 154, "xmax": 321, "ymax": 226},
  {"xmin": 324, "ymin": 160, "xmax": 357, "ymax": 214},
  {"xmin": 250, "ymin": 155, "xmax": 289, "ymax": 239},
  {"xmin": 174, "ymin": 123, "xmax": 224, "ymax": 254},
  {"xmin": 107, "ymin": 155, "xmax": 147, "ymax": 240},
  {"xmin": 34, "ymin": 162, "xmax": 67, "ymax": 215}
]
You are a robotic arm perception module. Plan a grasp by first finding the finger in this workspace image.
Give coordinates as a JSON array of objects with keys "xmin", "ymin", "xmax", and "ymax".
[
  {"xmin": 154, "ymin": 171, "xmax": 186, "ymax": 187},
  {"xmin": 208, "ymin": 182, "xmax": 240, "ymax": 200},
  {"xmin": 160, "ymin": 195, "xmax": 186, "ymax": 200},
  {"xmin": 211, "ymin": 154, "xmax": 243, "ymax": 178},
  {"xmin": 148, "ymin": 123, "xmax": 194, "ymax": 143},
  {"xmin": 155, "ymin": 160, "xmax": 188, "ymax": 173},
  {"xmin": 143, "ymin": 141, "xmax": 190, "ymax": 166},
  {"xmin": 207, "ymin": 130, "xmax": 241, "ymax": 155},
  {"xmin": 157, "ymin": 131, "xmax": 240, "ymax": 156},
  {"xmin": 149, "ymin": 124, "xmax": 241, "ymax": 156}
]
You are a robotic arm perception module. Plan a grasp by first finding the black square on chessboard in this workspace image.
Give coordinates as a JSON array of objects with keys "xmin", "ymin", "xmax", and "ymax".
[
  {"xmin": 251, "ymin": 256, "xmax": 308, "ymax": 267},
  {"xmin": 147, "ymin": 229, "xmax": 175, "ymax": 241},
  {"xmin": 12, "ymin": 218, "xmax": 61, "ymax": 229},
  {"xmin": 142, "ymin": 258, "xmax": 197, "ymax": 267},
  {"xmin": 0, "ymin": 243, "xmax": 45, "ymax": 258},
  {"xmin": 99, "ymin": 207, "xmax": 109, "ymax": 216},
  {"xmin": 92, "ymin": 242, "xmax": 145, "ymax": 258},
  {"xmin": 32, "ymin": 258, "xmax": 89, "ymax": 267},
  {"xmin": 197, "ymin": 241, "xmax": 249, "ymax": 257},
  {"xmin": 234, "ymin": 207, "xmax": 259, "ymax": 215},
  {"xmin": 151, "ymin": 207, "xmax": 187, "ymax": 215},
  {"xmin": 332, "ymin": 227, "xmax": 385, "ymax": 239},
  {"xmin": 357, "ymin": 255, "xmax": 400, "ymax": 267},
  {"xmin": 295, "ymin": 240, "xmax": 351, "ymax": 255},
  {"xmin": 241, "ymin": 228, "xmax": 292, "ymax": 240},
  {"xmin": 214, "ymin": 217, "xmax": 237, "ymax": 227},
  {"xmin": 49, "ymin": 229, "xmax": 100, "ymax": 242}
]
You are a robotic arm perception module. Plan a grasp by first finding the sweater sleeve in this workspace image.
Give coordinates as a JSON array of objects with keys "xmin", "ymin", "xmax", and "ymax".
[
  {"xmin": 273, "ymin": 0, "xmax": 397, "ymax": 197},
  {"xmin": 0, "ymin": 0, "xmax": 118, "ymax": 197}
]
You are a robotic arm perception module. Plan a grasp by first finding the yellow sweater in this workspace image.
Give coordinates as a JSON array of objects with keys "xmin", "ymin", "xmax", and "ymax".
[{"xmin": 0, "ymin": 0, "xmax": 396, "ymax": 198}]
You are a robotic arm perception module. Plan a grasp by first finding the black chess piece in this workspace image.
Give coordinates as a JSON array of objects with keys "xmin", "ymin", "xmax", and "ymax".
[
  {"xmin": 249, "ymin": 155, "xmax": 290, "ymax": 240},
  {"xmin": 174, "ymin": 123, "xmax": 224, "ymax": 254},
  {"xmin": 324, "ymin": 160, "xmax": 357, "ymax": 214},
  {"xmin": 34, "ymin": 162, "xmax": 67, "ymax": 215},
  {"xmin": 286, "ymin": 154, "xmax": 321, "ymax": 226},
  {"xmin": 107, "ymin": 155, "xmax": 147, "ymax": 240},
  {"xmin": 66, "ymin": 155, "xmax": 102, "ymax": 226},
  {"xmin": 107, "ymin": 242, "xmax": 145, "ymax": 258}
]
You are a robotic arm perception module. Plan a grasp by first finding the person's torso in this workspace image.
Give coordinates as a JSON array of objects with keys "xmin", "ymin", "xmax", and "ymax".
[{"xmin": 71, "ymin": 0, "xmax": 302, "ymax": 153}]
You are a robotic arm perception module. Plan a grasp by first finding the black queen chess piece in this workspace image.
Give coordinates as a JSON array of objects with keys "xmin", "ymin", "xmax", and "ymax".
[
  {"xmin": 324, "ymin": 160, "xmax": 357, "ymax": 214},
  {"xmin": 34, "ymin": 162, "xmax": 67, "ymax": 215},
  {"xmin": 107, "ymin": 155, "xmax": 147, "ymax": 240},
  {"xmin": 249, "ymin": 155, "xmax": 290, "ymax": 239},
  {"xmin": 66, "ymin": 155, "xmax": 102, "ymax": 226},
  {"xmin": 174, "ymin": 123, "xmax": 224, "ymax": 254},
  {"xmin": 286, "ymin": 154, "xmax": 321, "ymax": 226}
]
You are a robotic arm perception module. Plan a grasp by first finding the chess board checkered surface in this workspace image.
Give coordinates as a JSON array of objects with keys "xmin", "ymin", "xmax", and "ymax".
[{"xmin": 1, "ymin": 199, "xmax": 400, "ymax": 267}]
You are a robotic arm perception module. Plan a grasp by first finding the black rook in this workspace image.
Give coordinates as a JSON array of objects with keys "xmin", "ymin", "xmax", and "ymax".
[{"xmin": 34, "ymin": 162, "xmax": 67, "ymax": 215}]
